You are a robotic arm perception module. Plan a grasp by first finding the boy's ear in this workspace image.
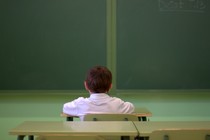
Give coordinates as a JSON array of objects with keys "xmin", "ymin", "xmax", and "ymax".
[
  {"xmin": 106, "ymin": 84, "xmax": 112, "ymax": 93},
  {"xmin": 109, "ymin": 83, "xmax": 112, "ymax": 90},
  {"xmin": 84, "ymin": 81, "xmax": 89, "ymax": 91}
]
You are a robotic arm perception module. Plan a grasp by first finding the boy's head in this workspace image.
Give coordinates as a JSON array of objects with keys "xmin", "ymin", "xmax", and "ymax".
[{"xmin": 85, "ymin": 66, "xmax": 112, "ymax": 93}]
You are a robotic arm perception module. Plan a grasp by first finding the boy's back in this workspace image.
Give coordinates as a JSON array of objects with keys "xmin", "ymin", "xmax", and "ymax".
[{"xmin": 63, "ymin": 93, "xmax": 134, "ymax": 120}]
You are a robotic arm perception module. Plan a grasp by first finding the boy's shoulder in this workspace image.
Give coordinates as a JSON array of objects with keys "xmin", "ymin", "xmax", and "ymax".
[{"xmin": 70, "ymin": 97, "xmax": 86, "ymax": 102}]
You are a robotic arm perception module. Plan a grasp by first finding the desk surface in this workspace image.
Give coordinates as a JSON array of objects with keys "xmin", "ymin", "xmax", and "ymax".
[
  {"xmin": 132, "ymin": 107, "xmax": 152, "ymax": 117},
  {"xmin": 9, "ymin": 121, "xmax": 138, "ymax": 136},
  {"xmin": 61, "ymin": 107, "xmax": 152, "ymax": 118},
  {"xmin": 133, "ymin": 121, "xmax": 210, "ymax": 137}
]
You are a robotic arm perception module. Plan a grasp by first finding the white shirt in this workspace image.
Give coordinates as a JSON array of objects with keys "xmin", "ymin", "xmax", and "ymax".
[{"xmin": 63, "ymin": 93, "xmax": 135, "ymax": 120}]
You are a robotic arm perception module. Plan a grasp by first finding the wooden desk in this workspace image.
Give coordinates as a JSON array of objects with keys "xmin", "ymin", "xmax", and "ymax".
[
  {"xmin": 9, "ymin": 121, "xmax": 138, "ymax": 140},
  {"xmin": 133, "ymin": 108, "xmax": 152, "ymax": 121},
  {"xmin": 133, "ymin": 121, "xmax": 210, "ymax": 138},
  {"xmin": 61, "ymin": 107, "xmax": 152, "ymax": 121}
]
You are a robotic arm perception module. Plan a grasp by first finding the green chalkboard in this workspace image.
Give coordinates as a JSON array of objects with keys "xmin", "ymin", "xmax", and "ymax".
[
  {"xmin": 117, "ymin": 0, "xmax": 210, "ymax": 89},
  {"xmin": 0, "ymin": 0, "xmax": 106, "ymax": 90}
]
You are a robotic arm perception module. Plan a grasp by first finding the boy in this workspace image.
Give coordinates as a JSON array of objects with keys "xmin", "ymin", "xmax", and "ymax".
[{"xmin": 63, "ymin": 65, "xmax": 135, "ymax": 120}]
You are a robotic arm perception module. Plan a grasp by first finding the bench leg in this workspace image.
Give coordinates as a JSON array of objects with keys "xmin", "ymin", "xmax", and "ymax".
[
  {"xmin": 66, "ymin": 117, "xmax": 73, "ymax": 121},
  {"xmin": 17, "ymin": 135, "xmax": 25, "ymax": 140},
  {"xmin": 28, "ymin": 135, "xmax": 34, "ymax": 140}
]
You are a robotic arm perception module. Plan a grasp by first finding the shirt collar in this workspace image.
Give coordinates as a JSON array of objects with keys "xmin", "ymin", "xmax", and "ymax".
[{"xmin": 89, "ymin": 93, "xmax": 110, "ymax": 99}]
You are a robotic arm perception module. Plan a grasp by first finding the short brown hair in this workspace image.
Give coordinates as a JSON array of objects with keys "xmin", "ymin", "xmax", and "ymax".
[{"xmin": 85, "ymin": 66, "xmax": 112, "ymax": 93}]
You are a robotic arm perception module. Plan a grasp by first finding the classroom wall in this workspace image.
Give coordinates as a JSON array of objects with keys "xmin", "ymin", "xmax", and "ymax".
[{"xmin": 1, "ymin": 91, "xmax": 210, "ymax": 140}]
